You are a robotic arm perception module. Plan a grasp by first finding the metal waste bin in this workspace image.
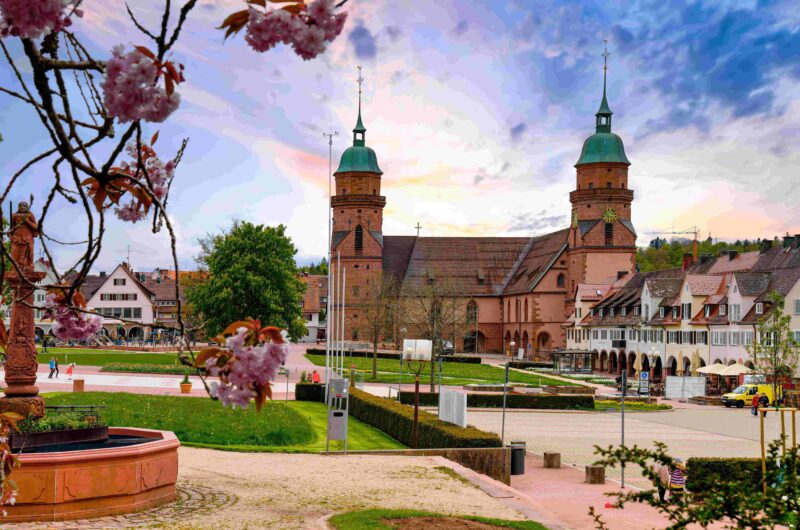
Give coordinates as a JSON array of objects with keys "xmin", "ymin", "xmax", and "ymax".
[{"xmin": 509, "ymin": 441, "xmax": 526, "ymax": 475}]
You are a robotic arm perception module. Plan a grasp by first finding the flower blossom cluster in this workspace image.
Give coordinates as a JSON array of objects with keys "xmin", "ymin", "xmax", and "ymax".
[
  {"xmin": 113, "ymin": 142, "xmax": 174, "ymax": 223},
  {"xmin": 245, "ymin": 0, "xmax": 346, "ymax": 60},
  {"xmin": 43, "ymin": 293, "xmax": 102, "ymax": 340},
  {"xmin": 102, "ymin": 45, "xmax": 180, "ymax": 123},
  {"xmin": 205, "ymin": 326, "xmax": 288, "ymax": 409},
  {"xmin": 0, "ymin": 0, "xmax": 81, "ymax": 39}
]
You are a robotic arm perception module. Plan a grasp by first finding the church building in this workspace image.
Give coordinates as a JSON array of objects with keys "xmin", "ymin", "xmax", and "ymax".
[{"xmin": 329, "ymin": 63, "xmax": 636, "ymax": 355}]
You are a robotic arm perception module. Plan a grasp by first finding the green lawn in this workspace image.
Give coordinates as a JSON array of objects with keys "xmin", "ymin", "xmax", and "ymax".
[
  {"xmin": 305, "ymin": 354, "xmax": 573, "ymax": 387},
  {"xmin": 38, "ymin": 349, "xmax": 183, "ymax": 367},
  {"xmin": 329, "ymin": 509, "xmax": 548, "ymax": 530},
  {"xmin": 42, "ymin": 392, "xmax": 404, "ymax": 452}
]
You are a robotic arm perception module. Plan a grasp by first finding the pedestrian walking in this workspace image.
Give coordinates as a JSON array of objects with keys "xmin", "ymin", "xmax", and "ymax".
[
  {"xmin": 655, "ymin": 463, "xmax": 670, "ymax": 502},
  {"xmin": 668, "ymin": 458, "xmax": 687, "ymax": 500},
  {"xmin": 54, "ymin": 357, "xmax": 59, "ymax": 378},
  {"xmin": 66, "ymin": 363, "xmax": 74, "ymax": 380},
  {"xmin": 311, "ymin": 370, "xmax": 321, "ymax": 384},
  {"xmin": 759, "ymin": 393, "xmax": 769, "ymax": 417},
  {"xmin": 752, "ymin": 393, "xmax": 761, "ymax": 416},
  {"xmin": 48, "ymin": 356, "xmax": 56, "ymax": 378}
]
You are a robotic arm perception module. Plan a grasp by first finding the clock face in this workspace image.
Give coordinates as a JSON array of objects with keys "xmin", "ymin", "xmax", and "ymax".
[
  {"xmin": 571, "ymin": 209, "xmax": 578, "ymax": 228},
  {"xmin": 602, "ymin": 208, "xmax": 618, "ymax": 223}
]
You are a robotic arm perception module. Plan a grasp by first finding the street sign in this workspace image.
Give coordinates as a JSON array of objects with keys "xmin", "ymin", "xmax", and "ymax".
[{"xmin": 639, "ymin": 371, "xmax": 650, "ymax": 396}]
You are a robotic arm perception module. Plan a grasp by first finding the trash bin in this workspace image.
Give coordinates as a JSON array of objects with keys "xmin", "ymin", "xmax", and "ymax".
[{"xmin": 509, "ymin": 441, "xmax": 526, "ymax": 475}]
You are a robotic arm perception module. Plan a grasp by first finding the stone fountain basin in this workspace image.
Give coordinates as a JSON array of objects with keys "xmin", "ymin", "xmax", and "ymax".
[{"xmin": 5, "ymin": 427, "xmax": 179, "ymax": 523}]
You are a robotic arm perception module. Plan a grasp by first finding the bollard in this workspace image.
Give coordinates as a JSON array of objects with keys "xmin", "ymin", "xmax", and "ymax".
[
  {"xmin": 73, "ymin": 378, "xmax": 85, "ymax": 393},
  {"xmin": 585, "ymin": 464, "xmax": 605, "ymax": 484},
  {"xmin": 543, "ymin": 452, "xmax": 561, "ymax": 469}
]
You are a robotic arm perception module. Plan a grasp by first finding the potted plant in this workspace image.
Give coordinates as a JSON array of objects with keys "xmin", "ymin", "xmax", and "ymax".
[{"xmin": 180, "ymin": 374, "xmax": 192, "ymax": 394}]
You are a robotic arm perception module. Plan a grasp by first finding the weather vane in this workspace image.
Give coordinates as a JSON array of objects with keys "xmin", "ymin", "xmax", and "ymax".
[{"xmin": 601, "ymin": 39, "xmax": 610, "ymax": 72}]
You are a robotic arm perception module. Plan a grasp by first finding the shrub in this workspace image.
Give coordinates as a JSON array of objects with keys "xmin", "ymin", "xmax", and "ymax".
[
  {"xmin": 295, "ymin": 382, "xmax": 325, "ymax": 403},
  {"xmin": 686, "ymin": 457, "xmax": 765, "ymax": 493},
  {"xmin": 398, "ymin": 392, "xmax": 594, "ymax": 410},
  {"xmin": 18, "ymin": 411, "xmax": 106, "ymax": 433},
  {"xmin": 305, "ymin": 348, "xmax": 481, "ymax": 364},
  {"xmin": 349, "ymin": 388, "xmax": 500, "ymax": 448}
]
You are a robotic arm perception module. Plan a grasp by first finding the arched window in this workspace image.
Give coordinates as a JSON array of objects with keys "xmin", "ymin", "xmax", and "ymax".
[
  {"xmin": 355, "ymin": 225, "xmax": 364, "ymax": 255},
  {"xmin": 466, "ymin": 300, "xmax": 478, "ymax": 323},
  {"xmin": 557, "ymin": 273, "xmax": 566, "ymax": 288},
  {"xmin": 523, "ymin": 298, "xmax": 528, "ymax": 322},
  {"xmin": 507, "ymin": 300, "xmax": 510, "ymax": 322},
  {"xmin": 604, "ymin": 223, "xmax": 613, "ymax": 246},
  {"xmin": 606, "ymin": 181, "xmax": 611, "ymax": 188}
]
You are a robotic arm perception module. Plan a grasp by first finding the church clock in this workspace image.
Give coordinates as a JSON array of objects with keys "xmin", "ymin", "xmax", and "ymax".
[{"xmin": 602, "ymin": 208, "xmax": 618, "ymax": 223}]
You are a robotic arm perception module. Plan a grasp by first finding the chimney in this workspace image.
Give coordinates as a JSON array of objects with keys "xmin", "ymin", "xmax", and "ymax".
[
  {"xmin": 783, "ymin": 235, "xmax": 794, "ymax": 249},
  {"xmin": 700, "ymin": 253, "xmax": 713, "ymax": 264},
  {"xmin": 617, "ymin": 270, "xmax": 628, "ymax": 280},
  {"xmin": 682, "ymin": 253, "xmax": 693, "ymax": 271},
  {"xmin": 99, "ymin": 271, "xmax": 107, "ymax": 277},
  {"xmin": 760, "ymin": 239, "xmax": 773, "ymax": 254},
  {"xmin": 728, "ymin": 250, "xmax": 738, "ymax": 261}
]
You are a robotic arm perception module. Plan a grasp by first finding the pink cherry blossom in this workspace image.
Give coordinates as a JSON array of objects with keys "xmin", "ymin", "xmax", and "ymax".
[
  {"xmin": 0, "ymin": 0, "xmax": 81, "ymax": 39},
  {"xmin": 112, "ymin": 142, "xmax": 175, "ymax": 223},
  {"xmin": 207, "ymin": 326, "xmax": 289, "ymax": 409},
  {"xmin": 102, "ymin": 46, "xmax": 180, "ymax": 123},
  {"xmin": 43, "ymin": 293, "xmax": 102, "ymax": 340},
  {"xmin": 244, "ymin": 0, "xmax": 347, "ymax": 60}
]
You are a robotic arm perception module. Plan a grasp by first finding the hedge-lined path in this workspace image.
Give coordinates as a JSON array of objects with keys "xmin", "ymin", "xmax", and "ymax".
[
  {"xmin": 8, "ymin": 447, "xmax": 545, "ymax": 530},
  {"xmin": 469, "ymin": 406, "xmax": 787, "ymax": 490}
]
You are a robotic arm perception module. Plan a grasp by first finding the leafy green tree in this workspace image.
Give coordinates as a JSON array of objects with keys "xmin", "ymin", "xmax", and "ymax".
[
  {"xmin": 748, "ymin": 291, "xmax": 800, "ymax": 406},
  {"xmin": 187, "ymin": 221, "xmax": 306, "ymax": 341},
  {"xmin": 298, "ymin": 258, "xmax": 328, "ymax": 275}
]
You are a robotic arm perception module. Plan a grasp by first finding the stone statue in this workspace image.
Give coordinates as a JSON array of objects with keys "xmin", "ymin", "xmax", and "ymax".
[
  {"xmin": 1, "ymin": 202, "xmax": 45, "ymax": 418},
  {"xmin": 10, "ymin": 202, "xmax": 38, "ymax": 270}
]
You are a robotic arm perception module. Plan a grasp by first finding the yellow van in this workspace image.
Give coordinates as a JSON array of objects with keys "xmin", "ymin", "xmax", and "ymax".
[{"xmin": 722, "ymin": 384, "xmax": 781, "ymax": 408}]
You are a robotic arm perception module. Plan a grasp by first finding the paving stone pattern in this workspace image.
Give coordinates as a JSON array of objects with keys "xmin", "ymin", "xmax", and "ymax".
[{"xmin": 7, "ymin": 482, "xmax": 238, "ymax": 529}]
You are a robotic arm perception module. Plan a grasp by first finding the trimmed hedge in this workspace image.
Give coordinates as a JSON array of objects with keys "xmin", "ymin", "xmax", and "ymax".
[
  {"xmin": 305, "ymin": 348, "xmax": 481, "ymax": 364},
  {"xmin": 295, "ymin": 383, "xmax": 325, "ymax": 403},
  {"xmin": 349, "ymin": 388, "xmax": 501, "ymax": 448},
  {"xmin": 508, "ymin": 361, "xmax": 552, "ymax": 370},
  {"xmin": 686, "ymin": 457, "xmax": 764, "ymax": 493},
  {"xmin": 100, "ymin": 363, "xmax": 194, "ymax": 375},
  {"xmin": 398, "ymin": 391, "xmax": 594, "ymax": 410}
]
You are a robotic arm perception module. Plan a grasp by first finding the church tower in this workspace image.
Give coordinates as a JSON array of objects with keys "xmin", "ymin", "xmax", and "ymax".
[
  {"xmin": 566, "ymin": 49, "xmax": 636, "ymax": 295},
  {"xmin": 330, "ymin": 75, "xmax": 385, "ymax": 341}
]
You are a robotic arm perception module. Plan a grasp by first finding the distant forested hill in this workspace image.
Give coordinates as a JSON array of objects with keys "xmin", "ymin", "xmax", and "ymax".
[{"xmin": 637, "ymin": 237, "xmax": 767, "ymax": 272}]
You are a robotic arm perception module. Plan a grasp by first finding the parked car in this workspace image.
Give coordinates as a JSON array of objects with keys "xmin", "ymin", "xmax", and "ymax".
[
  {"xmin": 437, "ymin": 340, "xmax": 455, "ymax": 355},
  {"xmin": 722, "ymin": 384, "xmax": 782, "ymax": 408}
]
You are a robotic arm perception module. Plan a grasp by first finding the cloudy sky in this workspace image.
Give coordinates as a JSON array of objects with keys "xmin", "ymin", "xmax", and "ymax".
[{"xmin": 2, "ymin": 0, "xmax": 799, "ymax": 272}]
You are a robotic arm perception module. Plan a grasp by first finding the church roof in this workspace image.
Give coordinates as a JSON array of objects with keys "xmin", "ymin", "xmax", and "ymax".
[
  {"xmin": 335, "ymin": 145, "xmax": 383, "ymax": 174},
  {"xmin": 575, "ymin": 132, "xmax": 630, "ymax": 166},
  {"xmin": 383, "ymin": 229, "xmax": 569, "ymax": 297}
]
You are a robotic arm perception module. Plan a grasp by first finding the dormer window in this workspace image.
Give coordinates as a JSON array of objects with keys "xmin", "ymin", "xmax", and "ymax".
[
  {"xmin": 633, "ymin": 306, "xmax": 640, "ymax": 316},
  {"xmin": 609, "ymin": 308, "xmax": 615, "ymax": 317},
  {"xmin": 720, "ymin": 305, "xmax": 727, "ymax": 316},
  {"xmin": 659, "ymin": 307, "xmax": 665, "ymax": 318},
  {"xmin": 621, "ymin": 307, "xmax": 627, "ymax": 316},
  {"xmin": 599, "ymin": 308, "xmax": 604, "ymax": 317},
  {"xmin": 704, "ymin": 305, "xmax": 711, "ymax": 317},
  {"xmin": 755, "ymin": 303, "xmax": 763, "ymax": 315}
]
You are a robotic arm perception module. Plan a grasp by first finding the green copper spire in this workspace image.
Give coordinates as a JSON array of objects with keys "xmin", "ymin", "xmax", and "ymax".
[
  {"xmin": 595, "ymin": 45, "xmax": 613, "ymax": 133},
  {"xmin": 575, "ymin": 44, "xmax": 630, "ymax": 167},
  {"xmin": 353, "ymin": 65, "xmax": 366, "ymax": 146},
  {"xmin": 336, "ymin": 66, "xmax": 383, "ymax": 174}
]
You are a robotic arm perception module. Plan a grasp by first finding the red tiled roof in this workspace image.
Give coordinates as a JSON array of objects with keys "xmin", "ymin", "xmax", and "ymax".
[
  {"xmin": 502, "ymin": 229, "xmax": 569, "ymax": 295},
  {"xmin": 686, "ymin": 274, "xmax": 725, "ymax": 296}
]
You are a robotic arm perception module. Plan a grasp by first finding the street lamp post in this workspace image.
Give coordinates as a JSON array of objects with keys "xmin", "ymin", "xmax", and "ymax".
[{"xmin": 403, "ymin": 339, "xmax": 432, "ymax": 449}]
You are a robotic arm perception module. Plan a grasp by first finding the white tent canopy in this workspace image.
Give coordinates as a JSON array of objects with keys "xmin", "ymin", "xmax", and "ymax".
[
  {"xmin": 697, "ymin": 363, "xmax": 725, "ymax": 375},
  {"xmin": 719, "ymin": 363, "xmax": 753, "ymax": 377}
]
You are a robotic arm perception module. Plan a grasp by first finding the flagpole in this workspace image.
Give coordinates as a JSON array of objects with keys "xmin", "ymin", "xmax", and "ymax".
[{"xmin": 323, "ymin": 130, "xmax": 338, "ymax": 386}]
